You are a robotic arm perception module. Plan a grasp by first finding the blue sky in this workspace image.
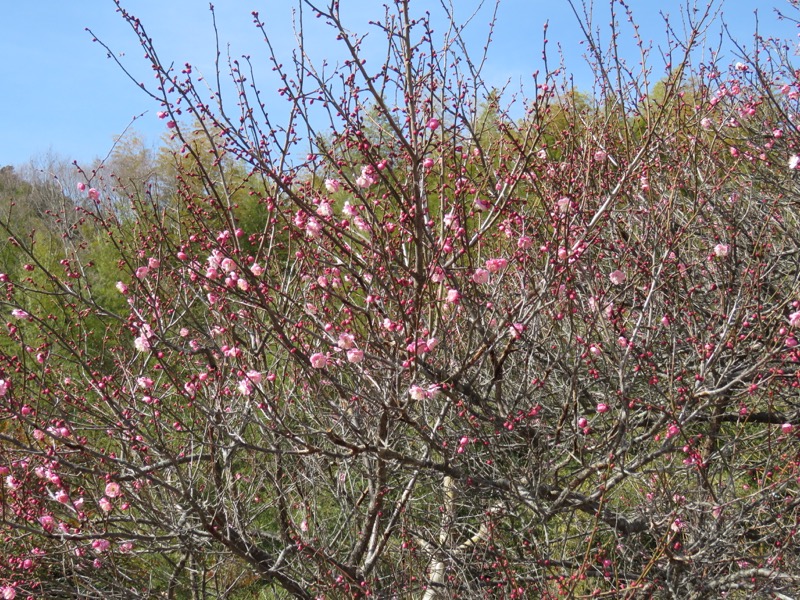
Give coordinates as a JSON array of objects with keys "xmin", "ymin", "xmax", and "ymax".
[{"xmin": 1, "ymin": 0, "xmax": 797, "ymax": 168}]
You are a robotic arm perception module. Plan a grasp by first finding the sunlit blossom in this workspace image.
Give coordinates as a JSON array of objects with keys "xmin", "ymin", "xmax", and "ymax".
[
  {"xmin": 485, "ymin": 258, "xmax": 508, "ymax": 273},
  {"xmin": 310, "ymin": 352, "xmax": 328, "ymax": 369},
  {"xmin": 346, "ymin": 348, "xmax": 364, "ymax": 363},
  {"xmin": 609, "ymin": 270, "xmax": 626, "ymax": 285},
  {"xmin": 472, "ymin": 269, "xmax": 490, "ymax": 284},
  {"xmin": 517, "ymin": 236, "xmax": 533, "ymax": 249},
  {"xmin": 133, "ymin": 335, "xmax": 151, "ymax": 352},
  {"xmin": 337, "ymin": 333, "xmax": 355, "ymax": 350}
]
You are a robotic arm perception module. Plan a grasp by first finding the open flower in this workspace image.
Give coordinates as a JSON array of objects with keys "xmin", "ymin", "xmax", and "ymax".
[
  {"xmin": 485, "ymin": 258, "xmax": 508, "ymax": 273},
  {"xmin": 472, "ymin": 269, "xmax": 490, "ymax": 284},
  {"xmin": 609, "ymin": 270, "xmax": 626, "ymax": 285},
  {"xmin": 310, "ymin": 352, "xmax": 329, "ymax": 369},
  {"xmin": 346, "ymin": 348, "xmax": 364, "ymax": 363}
]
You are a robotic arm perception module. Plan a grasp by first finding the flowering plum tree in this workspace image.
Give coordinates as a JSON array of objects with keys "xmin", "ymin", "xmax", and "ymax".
[{"xmin": 2, "ymin": 0, "xmax": 800, "ymax": 597}]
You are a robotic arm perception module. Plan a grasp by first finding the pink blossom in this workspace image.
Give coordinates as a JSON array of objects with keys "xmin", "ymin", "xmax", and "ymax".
[
  {"xmin": 99, "ymin": 497, "xmax": 113, "ymax": 512},
  {"xmin": 422, "ymin": 157, "xmax": 434, "ymax": 169},
  {"xmin": 700, "ymin": 117, "xmax": 712, "ymax": 130},
  {"xmin": 133, "ymin": 335, "xmax": 151, "ymax": 352},
  {"xmin": 713, "ymin": 243, "xmax": 729, "ymax": 257},
  {"xmin": 38, "ymin": 515, "xmax": 55, "ymax": 530},
  {"xmin": 1, "ymin": 585, "xmax": 16, "ymax": 599},
  {"xmin": 347, "ymin": 348, "xmax": 364, "ymax": 363},
  {"xmin": 166, "ymin": 120, "xmax": 177, "ymax": 129},
  {"xmin": 782, "ymin": 423, "xmax": 794, "ymax": 434},
  {"xmin": 55, "ymin": 489, "xmax": 70, "ymax": 504},
  {"xmin": 0, "ymin": 380, "xmax": 7, "ymax": 397},
  {"xmin": 157, "ymin": 111, "xmax": 168, "ymax": 119},
  {"xmin": 596, "ymin": 403, "xmax": 609, "ymax": 414},
  {"xmin": 105, "ymin": 482, "xmax": 121, "ymax": 498},
  {"xmin": 92, "ymin": 539, "xmax": 111, "ymax": 553},
  {"xmin": 517, "ymin": 236, "xmax": 533, "ymax": 250},
  {"xmin": 250, "ymin": 263, "xmax": 264, "ymax": 277},
  {"xmin": 609, "ymin": 270, "xmax": 626, "ymax": 285},
  {"xmin": 119, "ymin": 541, "xmax": 134, "ymax": 553},
  {"xmin": 77, "ymin": 182, "xmax": 86, "ymax": 192},
  {"xmin": 324, "ymin": 178, "xmax": 341, "ymax": 193},
  {"xmin": 474, "ymin": 198, "xmax": 491, "ymax": 211},
  {"xmin": 409, "ymin": 385, "xmax": 430, "ymax": 401},
  {"xmin": 305, "ymin": 217, "xmax": 323, "ymax": 238},
  {"xmin": 446, "ymin": 289, "xmax": 460, "ymax": 303},
  {"xmin": 426, "ymin": 117, "xmax": 440, "ymax": 130},
  {"xmin": 342, "ymin": 201, "xmax": 358, "ymax": 217},
  {"xmin": 310, "ymin": 352, "xmax": 328, "ymax": 369},
  {"xmin": 789, "ymin": 311, "xmax": 800, "ymax": 327},
  {"xmin": 791, "ymin": 155, "xmax": 800, "ymax": 170},
  {"xmin": 237, "ymin": 379, "xmax": 253, "ymax": 396},
  {"xmin": 337, "ymin": 333, "xmax": 355, "ymax": 350},
  {"xmin": 137, "ymin": 376, "xmax": 154, "ymax": 389},
  {"xmin": 220, "ymin": 258, "xmax": 236, "ymax": 273},
  {"xmin": 246, "ymin": 370, "xmax": 263, "ymax": 384},
  {"xmin": 356, "ymin": 165, "xmax": 378, "ymax": 188},
  {"xmin": 135, "ymin": 266, "xmax": 150, "ymax": 279},
  {"xmin": 472, "ymin": 269, "xmax": 490, "ymax": 284},
  {"xmin": 88, "ymin": 188, "xmax": 100, "ymax": 201},
  {"xmin": 316, "ymin": 201, "xmax": 333, "ymax": 217},
  {"xmin": 485, "ymin": 258, "xmax": 508, "ymax": 273},
  {"xmin": 11, "ymin": 309, "xmax": 30, "ymax": 320},
  {"xmin": 556, "ymin": 197, "xmax": 570, "ymax": 213}
]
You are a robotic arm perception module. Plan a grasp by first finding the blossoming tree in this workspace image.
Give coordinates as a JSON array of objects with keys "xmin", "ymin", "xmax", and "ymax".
[{"xmin": 2, "ymin": 0, "xmax": 800, "ymax": 597}]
